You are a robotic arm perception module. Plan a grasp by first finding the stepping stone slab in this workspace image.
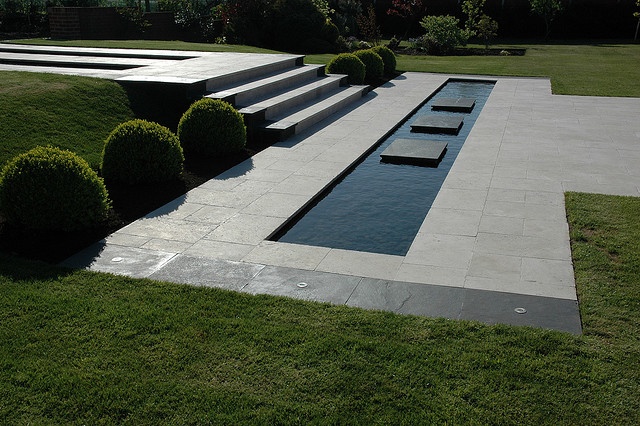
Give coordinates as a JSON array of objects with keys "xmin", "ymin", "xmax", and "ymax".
[
  {"xmin": 432, "ymin": 97, "xmax": 476, "ymax": 113},
  {"xmin": 380, "ymin": 138, "xmax": 447, "ymax": 167},
  {"xmin": 410, "ymin": 115, "xmax": 463, "ymax": 135}
]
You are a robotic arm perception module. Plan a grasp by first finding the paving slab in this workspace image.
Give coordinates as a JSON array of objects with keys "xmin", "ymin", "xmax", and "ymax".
[
  {"xmin": 431, "ymin": 97, "xmax": 476, "ymax": 112},
  {"xmin": 410, "ymin": 115, "xmax": 464, "ymax": 134},
  {"xmin": 380, "ymin": 138, "xmax": 447, "ymax": 166}
]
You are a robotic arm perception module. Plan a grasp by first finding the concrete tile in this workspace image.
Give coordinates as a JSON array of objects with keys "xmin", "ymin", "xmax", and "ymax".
[
  {"xmin": 316, "ymin": 249, "xmax": 403, "ymax": 280},
  {"xmin": 346, "ymin": 279, "xmax": 464, "ymax": 319},
  {"xmin": 185, "ymin": 205, "xmax": 238, "ymax": 225},
  {"xmin": 243, "ymin": 266, "xmax": 360, "ymax": 304},
  {"xmin": 432, "ymin": 188, "xmax": 488, "ymax": 211},
  {"xmin": 468, "ymin": 253, "xmax": 522, "ymax": 281},
  {"xmin": 183, "ymin": 239, "xmax": 255, "ymax": 261},
  {"xmin": 521, "ymin": 258, "xmax": 574, "ymax": 287},
  {"xmin": 475, "ymin": 232, "xmax": 571, "ymax": 261},
  {"xmin": 205, "ymin": 214, "xmax": 284, "ymax": 245},
  {"xmin": 404, "ymin": 234, "xmax": 476, "ymax": 269},
  {"xmin": 487, "ymin": 188, "xmax": 526, "ymax": 203},
  {"xmin": 185, "ymin": 187, "xmax": 260, "ymax": 209},
  {"xmin": 242, "ymin": 192, "xmax": 309, "ymax": 218},
  {"xmin": 419, "ymin": 208, "xmax": 482, "ymax": 237},
  {"xmin": 395, "ymin": 263, "xmax": 467, "ymax": 287},
  {"xmin": 149, "ymin": 255, "xmax": 265, "ymax": 291},
  {"xmin": 104, "ymin": 233, "xmax": 150, "ymax": 248},
  {"xmin": 478, "ymin": 215, "xmax": 524, "ymax": 236},
  {"xmin": 483, "ymin": 200, "xmax": 527, "ymax": 218},
  {"xmin": 62, "ymin": 243, "xmax": 177, "ymax": 279},
  {"xmin": 243, "ymin": 241, "xmax": 330, "ymax": 270},
  {"xmin": 141, "ymin": 239, "xmax": 193, "ymax": 253},
  {"xmin": 118, "ymin": 217, "xmax": 214, "ymax": 243},
  {"xmin": 460, "ymin": 289, "xmax": 581, "ymax": 334},
  {"xmin": 271, "ymin": 175, "xmax": 330, "ymax": 196}
]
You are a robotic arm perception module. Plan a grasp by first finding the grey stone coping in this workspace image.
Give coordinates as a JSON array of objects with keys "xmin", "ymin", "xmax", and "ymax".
[
  {"xmin": 432, "ymin": 97, "xmax": 476, "ymax": 112},
  {"xmin": 380, "ymin": 138, "xmax": 447, "ymax": 166},
  {"xmin": 411, "ymin": 115, "xmax": 464, "ymax": 135}
]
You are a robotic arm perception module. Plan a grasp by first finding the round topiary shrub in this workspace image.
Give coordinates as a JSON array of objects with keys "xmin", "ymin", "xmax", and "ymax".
[
  {"xmin": 354, "ymin": 49, "xmax": 384, "ymax": 83},
  {"xmin": 371, "ymin": 45, "xmax": 397, "ymax": 75},
  {"xmin": 101, "ymin": 119, "xmax": 184, "ymax": 185},
  {"xmin": 0, "ymin": 146, "xmax": 111, "ymax": 231},
  {"xmin": 326, "ymin": 53, "xmax": 366, "ymax": 85},
  {"xmin": 177, "ymin": 98, "xmax": 247, "ymax": 158}
]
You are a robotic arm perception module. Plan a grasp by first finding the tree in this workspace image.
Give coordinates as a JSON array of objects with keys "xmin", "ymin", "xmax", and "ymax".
[
  {"xmin": 461, "ymin": 0, "xmax": 485, "ymax": 37},
  {"xmin": 529, "ymin": 0, "xmax": 563, "ymax": 40},
  {"xmin": 634, "ymin": 0, "xmax": 640, "ymax": 41},
  {"xmin": 387, "ymin": 0, "xmax": 428, "ymax": 43},
  {"xmin": 476, "ymin": 14, "xmax": 498, "ymax": 49}
]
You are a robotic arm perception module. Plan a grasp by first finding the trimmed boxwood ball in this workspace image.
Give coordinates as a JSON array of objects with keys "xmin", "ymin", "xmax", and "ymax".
[
  {"xmin": 177, "ymin": 98, "xmax": 247, "ymax": 158},
  {"xmin": 371, "ymin": 45, "xmax": 397, "ymax": 75},
  {"xmin": 354, "ymin": 49, "xmax": 384, "ymax": 82},
  {"xmin": 101, "ymin": 119, "xmax": 184, "ymax": 185},
  {"xmin": 0, "ymin": 146, "xmax": 111, "ymax": 231},
  {"xmin": 326, "ymin": 53, "xmax": 366, "ymax": 85}
]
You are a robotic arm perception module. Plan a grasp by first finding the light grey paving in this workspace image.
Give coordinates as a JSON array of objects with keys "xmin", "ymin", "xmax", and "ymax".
[{"xmin": 29, "ymin": 45, "xmax": 639, "ymax": 332}]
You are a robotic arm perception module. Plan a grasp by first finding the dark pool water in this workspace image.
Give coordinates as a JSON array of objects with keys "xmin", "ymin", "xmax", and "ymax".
[{"xmin": 274, "ymin": 79, "xmax": 495, "ymax": 256}]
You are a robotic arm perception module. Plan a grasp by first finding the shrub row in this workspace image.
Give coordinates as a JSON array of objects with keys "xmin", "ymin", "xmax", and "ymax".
[
  {"xmin": 326, "ymin": 46, "xmax": 396, "ymax": 85},
  {"xmin": 0, "ymin": 98, "xmax": 246, "ymax": 232}
]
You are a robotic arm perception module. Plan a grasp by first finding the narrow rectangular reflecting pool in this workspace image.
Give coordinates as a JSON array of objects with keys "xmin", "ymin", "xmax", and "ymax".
[{"xmin": 271, "ymin": 79, "xmax": 495, "ymax": 256}]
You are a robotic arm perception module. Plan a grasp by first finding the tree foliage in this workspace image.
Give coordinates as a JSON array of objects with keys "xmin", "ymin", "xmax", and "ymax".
[
  {"xmin": 386, "ymin": 0, "xmax": 428, "ymax": 41},
  {"xmin": 529, "ymin": 0, "xmax": 563, "ymax": 39}
]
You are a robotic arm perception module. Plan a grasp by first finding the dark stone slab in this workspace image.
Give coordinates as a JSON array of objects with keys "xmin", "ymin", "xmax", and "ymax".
[
  {"xmin": 460, "ymin": 289, "xmax": 582, "ymax": 335},
  {"xmin": 410, "ymin": 115, "xmax": 463, "ymax": 135},
  {"xmin": 432, "ymin": 97, "xmax": 476, "ymax": 113},
  {"xmin": 346, "ymin": 278, "xmax": 465, "ymax": 319},
  {"xmin": 242, "ymin": 265, "xmax": 361, "ymax": 304},
  {"xmin": 148, "ymin": 254, "xmax": 265, "ymax": 291},
  {"xmin": 380, "ymin": 138, "xmax": 447, "ymax": 167}
]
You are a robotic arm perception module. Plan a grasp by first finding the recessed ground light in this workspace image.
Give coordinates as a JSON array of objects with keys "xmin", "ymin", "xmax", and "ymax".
[
  {"xmin": 296, "ymin": 282, "xmax": 308, "ymax": 288},
  {"xmin": 514, "ymin": 307, "xmax": 527, "ymax": 314},
  {"xmin": 111, "ymin": 257, "xmax": 123, "ymax": 263}
]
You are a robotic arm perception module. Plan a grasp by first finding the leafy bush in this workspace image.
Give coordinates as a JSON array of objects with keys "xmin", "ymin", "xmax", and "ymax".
[
  {"xmin": 0, "ymin": 146, "xmax": 110, "ymax": 231},
  {"xmin": 354, "ymin": 49, "xmax": 384, "ymax": 82},
  {"xmin": 418, "ymin": 15, "xmax": 469, "ymax": 55},
  {"xmin": 265, "ymin": 0, "xmax": 329, "ymax": 52},
  {"xmin": 326, "ymin": 53, "xmax": 366, "ymax": 85},
  {"xmin": 101, "ymin": 120, "xmax": 184, "ymax": 185},
  {"xmin": 370, "ymin": 45, "xmax": 397, "ymax": 75},
  {"xmin": 177, "ymin": 98, "xmax": 247, "ymax": 158}
]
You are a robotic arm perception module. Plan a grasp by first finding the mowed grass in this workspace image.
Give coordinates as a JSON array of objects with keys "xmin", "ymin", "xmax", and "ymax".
[
  {"xmin": 0, "ymin": 192, "xmax": 639, "ymax": 424},
  {"xmin": 0, "ymin": 71, "xmax": 135, "ymax": 168},
  {"xmin": 8, "ymin": 38, "xmax": 640, "ymax": 97},
  {"xmin": 308, "ymin": 41, "xmax": 640, "ymax": 97}
]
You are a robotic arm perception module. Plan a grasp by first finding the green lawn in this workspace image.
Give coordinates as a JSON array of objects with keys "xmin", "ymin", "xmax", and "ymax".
[
  {"xmin": 0, "ymin": 192, "xmax": 638, "ymax": 424},
  {"xmin": 0, "ymin": 71, "xmax": 135, "ymax": 169}
]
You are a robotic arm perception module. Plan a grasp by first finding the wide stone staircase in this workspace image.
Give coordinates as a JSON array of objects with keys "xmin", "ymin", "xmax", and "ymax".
[
  {"xmin": 0, "ymin": 44, "xmax": 370, "ymax": 142},
  {"xmin": 202, "ymin": 62, "xmax": 369, "ymax": 142}
]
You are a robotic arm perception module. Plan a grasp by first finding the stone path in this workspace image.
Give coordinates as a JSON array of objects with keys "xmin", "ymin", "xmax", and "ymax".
[{"xmin": 5, "ymin": 44, "xmax": 638, "ymax": 334}]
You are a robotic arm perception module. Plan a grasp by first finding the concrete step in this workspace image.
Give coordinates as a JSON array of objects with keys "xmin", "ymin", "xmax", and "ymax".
[
  {"xmin": 239, "ymin": 74, "xmax": 347, "ymax": 125},
  {"xmin": 0, "ymin": 51, "xmax": 156, "ymax": 70},
  {"xmin": 205, "ymin": 64, "xmax": 326, "ymax": 106},
  {"xmin": 260, "ymin": 84, "xmax": 369, "ymax": 141}
]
